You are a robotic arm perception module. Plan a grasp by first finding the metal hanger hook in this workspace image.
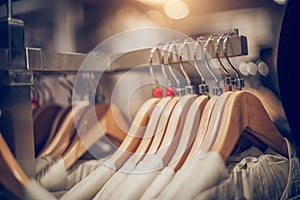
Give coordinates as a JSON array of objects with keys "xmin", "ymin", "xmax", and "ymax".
[
  {"xmin": 179, "ymin": 38, "xmax": 194, "ymax": 86},
  {"xmin": 161, "ymin": 43, "xmax": 173, "ymax": 88},
  {"xmin": 167, "ymin": 42, "xmax": 182, "ymax": 89},
  {"xmin": 223, "ymin": 32, "xmax": 241, "ymax": 80},
  {"xmin": 149, "ymin": 46, "xmax": 161, "ymax": 88},
  {"xmin": 223, "ymin": 32, "xmax": 245, "ymax": 90},
  {"xmin": 203, "ymin": 34, "xmax": 221, "ymax": 90},
  {"xmin": 215, "ymin": 33, "xmax": 231, "ymax": 78},
  {"xmin": 58, "ymin": 73, "xmax": 74, "ymax": 103},
  {"xmin": 193, "ymin": 39, "xmax": 206, "ymax": 84}
]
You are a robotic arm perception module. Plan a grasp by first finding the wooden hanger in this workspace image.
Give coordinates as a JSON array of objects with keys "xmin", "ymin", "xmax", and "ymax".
[
  {"xmin": 246, "ymin": 87, "xmax": 291, "ymax": 134},
  {"xmin": 38, "ymin": 102, "xmax": 90, "ymax": 159},
  {"xmin": 124, "ymin": 96, "xmax": 173, "ymax": 166},
  {"xmin": 211, "ymin": 91, "xmax": 288, "ymax": 161},
  {"xmin": 49, "ymin": 102, "xmax": 90, "ymax": 160},
  {"xmin": 185, "ymin": 95, "xmax": 215, "ymax": 158},
  {"xmin": 106, "ymin": 98, "xmax": 160, "ymax": 169},
  {"xmin": 33, "ymin": 103, "xmax": 62, "ymax": 157},
  {"xmin": 62, "ymin": 102, "xmax": 130, "ymax": 169},
  {"xmin": 198, "ymin": 91, "xmax": 233, "ymax": 154},
  {"xmin": 143, "ymin": 97, "xmax": 180, "ymax": 156},
  {"xmin": 168, "ymin": 95, "xmax": 209, "ymax": 171},
  {"xmin": 0, "ymin": 133, "xmax": 30, "ymax": 199},
  {"xmin": 37, "ymin": 106, "xmax": 71, "ymax": 158},
  {"xmin": 153, "ymin": 94, "xmax": 197, "ymax": 166}
]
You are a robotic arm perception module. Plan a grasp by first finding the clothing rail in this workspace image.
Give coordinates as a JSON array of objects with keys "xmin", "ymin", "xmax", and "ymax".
[{"xmin": 0, "ymin": 32, "xmax": 247, "ymax": 73}]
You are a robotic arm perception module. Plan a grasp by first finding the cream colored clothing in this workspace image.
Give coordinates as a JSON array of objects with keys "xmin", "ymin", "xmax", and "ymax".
[
  {"xmin": 92, "ymin": 161, "xmax": 136, "ymax": 200},
  {"xmin": 36, "ymin": 157, "xmax": 104, "ymax": 193},
  {"xmin": 157, "ymin": 138, "xmax": 300, "ymax": 200},
  {"xmin": 23, "ymin": 180, "xmax": 57, "ymax": 200},
  {"xmin": 60, "ymin": 159, "xmax": 116, "ymax": 200},
  {"xmin": 157, "ymin": 151, "xmax": 226, "ymax": 200},
  {"xmin": 109, "ymin": 154, "xmax": 164, "ymax": 200},
  {"xmin": 140, "ymin": 167, "xmax": 175, "ymax": 200}
]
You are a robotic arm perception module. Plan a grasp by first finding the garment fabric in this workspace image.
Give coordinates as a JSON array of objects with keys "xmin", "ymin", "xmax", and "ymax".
[
  {"xmin": 157, "ymin": 150, "xmax": 226, "ymax": 200},
  {"xmin": 140, "ymin": 166, "xmax": 175, "ymax": 200},
  {"xmin": 157, "ymin": 138, "xmax": 300, "ymax": 200},
  {"xmin": 194, "ymin": 138, "xmax": 300, "ymax": 200},
  {"xmin": 59, "ymin": 159, "xmax": 116, "ymax": 200},
  {"xmin": 108, "ymin": 154, "xmax": 164, "ymax": 200},
  {"xmin": 142, "ymin": 145, "xmax": 264, "ymax": 200},
  {"xmin": 35, "ymin": 156, "xmax": 105, "ymax": 193},
  {"xmin": 92, "ymin": 161, "xmax": 136, "ymax": 200},
  {"xmin": 23, "ymin": 180, "xmax": 57, "ymax": 200},
  {"xmin": 35, "ymin": 155, "xmax": 54, "ymax": 175}
]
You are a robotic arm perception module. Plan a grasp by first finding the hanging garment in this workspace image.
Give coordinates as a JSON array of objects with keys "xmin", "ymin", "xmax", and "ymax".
[
  {"xmin": 92, "ymin": 160, "xmax": 136, "ymax": 199},
  {"xmin": 50, "ymin": 159, "xmax": 105, "ymax": 198},
  {"xmin": 193, "ymin": 139, "xmax": 300, "ymax": 200},
  {"xmin": 59, "ymin": 159, "xmax": 117, "ymax": 200},
  {"xmin": 35, "ymin": 156, "xmax": 108, "ymax": 193},
  {"xmin": 140, "ymin": 141, "xmax": 264, "ymax": 199},
  {"xmin": 22, "ymin": 180, "xmax": 57, "ymax": 200},
  {"xmin": 97, "ymin": 154, "xmax": 164, "ymax": 200},
  {"xmin": 156, "ymin": 138, "xmax": 300, "ymax": 200}
]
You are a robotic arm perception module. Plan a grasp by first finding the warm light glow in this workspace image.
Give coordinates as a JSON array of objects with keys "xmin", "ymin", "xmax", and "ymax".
[
  {"xmin": 163, "ymin": 0, "xmax": 190, "ymax": 20},
  {"xmin": 136, "ymin": 0, "xmax": 167, "ymax": 6},
  {"xmin": 137, "ymin": 0, "xmax": 190, "ymax": 20},
  {"xmin": 164, "ymin": 0, "xmax": 190, "ymax": 19},
  {"xmin": 273, "ymin": 0, "xmax": 287, "ymax": 5}
]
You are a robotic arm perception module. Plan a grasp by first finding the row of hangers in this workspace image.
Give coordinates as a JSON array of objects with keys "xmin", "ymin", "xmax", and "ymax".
[
  {"xmin": 0, "ymin": 29, "xmax": 288, "ymax": 199},
  {"xmin": 31, "ymin": 72, "xmax": 130, "ymax": 168}
]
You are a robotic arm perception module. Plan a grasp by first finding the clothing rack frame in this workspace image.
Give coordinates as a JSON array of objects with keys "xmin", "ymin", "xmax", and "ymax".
[{"xmin": 0, "ymin": 0, "xmax": 248, "ymax": 178}]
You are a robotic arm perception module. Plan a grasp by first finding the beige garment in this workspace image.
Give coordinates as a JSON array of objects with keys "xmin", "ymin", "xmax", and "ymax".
[
  {"xmin": 60, "ymin": 159, "xmax": 116, "ymax": 200},
  {"xmin": 36, "ymin": 157, "xmax": 105, "ymax": 193},
  {"xmin": 157, "ymin": 151, "xmax": 227, "ymax": 200},
  {"xmin": 35, "ymin": 155, "xmax": 54, "ymax": 175},
  {"xmin": 23, "ymin": 179, "xmax": 57, "ymax": 200},
  {"xmin": 140, "ymin": 166, "xmax": 175, "ymax": 200},
  {"xmin": 92, "ymin": 161, "xmax": 136, "ymax": 200},
  {"xmin": 141, "ymin": 145, "xmax": 265, "ymax": 200},
  {"xmin": 194, "ymin": 139, "xmax": 299, "ymax": 200},
  {"xmin": 38, "ymin": 158, "xmax": 68, "ymax": 192},
  {"xmin": 109, "ymin": 154, "xmax": 164, "ymax": 200}
]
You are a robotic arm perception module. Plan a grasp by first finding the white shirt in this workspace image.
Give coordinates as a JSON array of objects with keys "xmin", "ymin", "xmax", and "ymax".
[
  {"xmin": 109, "ymin": 154, "xmax": 164, "ymax": 200},
  {"xmin": 92, "ymin": 160, "xmax": 136, "ymax": 199},
  {"xmin": 140, "ymin": 166, "xmax": 175, "ymax": 200},
  {"xmin": 60, "ymin": 159, "xmax": 116, "ymax": 200},
  {"xmin": 157, "ymin": 151, "xmax": 227, "ymax": 200}
]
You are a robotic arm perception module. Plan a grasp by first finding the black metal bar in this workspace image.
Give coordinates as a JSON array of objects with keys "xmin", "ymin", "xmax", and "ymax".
[{"xmin": 0, "ymin": 0, "xmax": 35, "ymax": 177}]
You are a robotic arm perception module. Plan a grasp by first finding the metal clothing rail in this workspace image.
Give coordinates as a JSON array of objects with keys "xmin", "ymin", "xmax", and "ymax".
[{"xmin": 0, "ymin": 31, "xmax": 247, "ymax": 73}]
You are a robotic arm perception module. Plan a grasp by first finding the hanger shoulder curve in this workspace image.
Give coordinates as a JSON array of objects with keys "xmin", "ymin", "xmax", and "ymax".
[
  {"xmin": 187, "ymin": 95, "xmax": 218, "ymax": 160},
  {"xmin": 47, "ymin": 102, "xmax": 90, "ymax": 160},
  {"xmin": 62, "ymin": 102, "xmax": 129, "ymax": 169},
  {"xmin": 211, "ymin": 91, "xmax": 288, "ymax": 161},
  {"xmin": 156, "ymin": 95, "xmax": 197, "ymax": 165},
  {"xmin": 0, "ymin": 134, "xmax": 30, "ymax": 198},
  {"xmin": 108, "ymin": 97, "xmax": 160, "ymax": 169},
  {"xmin": 168, "ymin": 95, "xmax": 209, "ymax": 171},
  {"xmin": 33, "ymin": 104, "xmax": 62, "ymax": 157},
  {"xmin": 37, "ymin": 106, "xmax": 70, "ymax": 158},
  {"xmin": 126, "ymin": 96, "xmax": 173, "ymax": 165},
  {"xmin": 145, "ymin": 97, "xmax": 180, "ymax": 155},
  {"xmin": 199, "ymin": 91, "xmax": 233, "ymax": 154}
]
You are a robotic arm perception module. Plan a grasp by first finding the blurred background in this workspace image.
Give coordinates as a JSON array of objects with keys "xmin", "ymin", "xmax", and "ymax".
[
  {"xmin": 0, "ymin": 0, "xmax": 286, "ymax": 54},
  {"xmin": 1, "ymin": 0, "xmax": 288, "ymax": 94},
  {"xmin": 0, "ymin": 0, "xmax": 289, "ymax": 118}
]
